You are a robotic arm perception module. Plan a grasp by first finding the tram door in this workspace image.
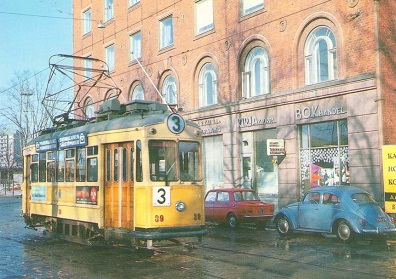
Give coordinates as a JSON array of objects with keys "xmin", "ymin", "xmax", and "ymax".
[{"xmin": 105, "ymin": 142, "xmax": 134, "ymax": 229}]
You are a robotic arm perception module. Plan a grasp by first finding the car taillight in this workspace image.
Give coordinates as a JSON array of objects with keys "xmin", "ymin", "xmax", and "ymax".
[{"xmin": 390, "ymin": 216, "xmax": 395, "ymax": 224}]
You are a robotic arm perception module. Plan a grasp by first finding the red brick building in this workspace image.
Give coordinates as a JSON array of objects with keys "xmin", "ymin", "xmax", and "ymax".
[{"xmin": 73, "ymin": 0, "xmax": 396, "ymax": 209}]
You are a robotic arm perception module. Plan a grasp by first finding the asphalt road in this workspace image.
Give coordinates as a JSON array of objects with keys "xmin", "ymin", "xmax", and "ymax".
[{"xmin": 1, "ymin": 197, "xmax": 396, "ymax": 279}]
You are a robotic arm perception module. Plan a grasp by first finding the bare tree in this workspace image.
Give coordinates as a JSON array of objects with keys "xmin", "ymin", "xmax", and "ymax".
[{"xmin": 0, "ymin": 70, "xmax": 69, "ymax": 147}]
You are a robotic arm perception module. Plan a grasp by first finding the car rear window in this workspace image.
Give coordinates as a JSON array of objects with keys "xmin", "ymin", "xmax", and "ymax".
[
  {"xmin": 351, "ymin": 193, "xmax": 376, "ymax": 204},
  {"xmin": 234, "ymin": 191, "xmax": 260, "ymax": 201}
]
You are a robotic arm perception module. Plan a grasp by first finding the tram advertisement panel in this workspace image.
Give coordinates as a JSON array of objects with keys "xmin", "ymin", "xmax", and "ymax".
[
  {"xmin": 382, "ymin": 145, "xmax": 396, "ymax": 213},
  {"xmin": 76, "ymin": 186, "xmax": 98, "ymax": 205}
]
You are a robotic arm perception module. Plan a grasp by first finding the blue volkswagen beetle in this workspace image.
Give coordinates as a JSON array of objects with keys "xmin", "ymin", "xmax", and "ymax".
[{"xmin": 274, "ymin": 186, "xmax": 396, "ymax": 241}]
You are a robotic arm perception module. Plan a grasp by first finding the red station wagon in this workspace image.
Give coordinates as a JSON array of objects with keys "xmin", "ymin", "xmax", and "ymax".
[{"xmin": 204, "ymin": 188, "xmax": 275, "ymax": 228}]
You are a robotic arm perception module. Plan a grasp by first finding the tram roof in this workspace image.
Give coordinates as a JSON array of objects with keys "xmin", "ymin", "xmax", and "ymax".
[{"xmin": 30, "ymin": 100, "xmax": 197, "ymax": 146}]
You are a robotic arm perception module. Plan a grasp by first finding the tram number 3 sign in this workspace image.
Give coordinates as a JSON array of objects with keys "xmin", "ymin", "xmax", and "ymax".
[
  {"xmin": 167, "ymin": 113, "xmax": 185, "ymax": 134},
  {"xmin": 153, "ymin": 187, "xmax": 171, "ymax": 206}
]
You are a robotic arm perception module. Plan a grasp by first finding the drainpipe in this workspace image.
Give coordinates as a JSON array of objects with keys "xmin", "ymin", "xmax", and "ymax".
[{"xmin": 373, "ymin": 0, "xmax": 385, "ymax": 202}]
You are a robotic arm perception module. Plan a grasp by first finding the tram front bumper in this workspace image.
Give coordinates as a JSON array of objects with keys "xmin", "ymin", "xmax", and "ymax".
[{"xmin": 131, "ymin": 225, "xmax": 207, "ymax": 240}]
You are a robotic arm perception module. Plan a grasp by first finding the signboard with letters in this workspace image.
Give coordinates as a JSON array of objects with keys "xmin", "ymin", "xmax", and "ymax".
[{"xmin": 382, "ymin": 145, "xmax": 396, "ymax": 213}]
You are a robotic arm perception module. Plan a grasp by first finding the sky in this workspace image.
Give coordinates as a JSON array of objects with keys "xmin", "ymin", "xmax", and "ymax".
[{"xmin": 0, "ymin": 0, "xmax": 73, "ymax": 91}]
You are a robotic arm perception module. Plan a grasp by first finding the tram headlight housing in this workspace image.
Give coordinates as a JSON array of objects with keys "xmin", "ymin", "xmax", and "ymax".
[{"xmin": 175, "ymin": 201, "xmax": 186, "ymax": 212}]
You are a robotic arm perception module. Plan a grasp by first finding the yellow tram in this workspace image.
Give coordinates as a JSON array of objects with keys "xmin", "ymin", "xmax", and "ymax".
[{"xmin": 22, "ymin": 99, "xmax": 207, "ymax": 248}]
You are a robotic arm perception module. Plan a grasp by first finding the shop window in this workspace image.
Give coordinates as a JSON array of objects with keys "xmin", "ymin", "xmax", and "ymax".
[
  {"xmin": 242, "ymin": 47, "xmax": 270, "ymax": 98},
  {"xmin": 299, "ymin": 120, "xmax": 349, "ymax": 193},
  {"xmin": 305, "ymin": 26, "xmax": 337, "ymax": 85},
  {"xmin": 203, "ymin": 136, "xmax": 224, "ymax": 189}
]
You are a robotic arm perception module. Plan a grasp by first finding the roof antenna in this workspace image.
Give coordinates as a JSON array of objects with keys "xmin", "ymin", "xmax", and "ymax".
[{"xmin": 131, "ymin": 52, "xmax": 173, "ymax": 113}]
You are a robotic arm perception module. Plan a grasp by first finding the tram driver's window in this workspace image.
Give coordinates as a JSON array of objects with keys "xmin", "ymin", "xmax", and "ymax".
[
  {"xmin": 179, "ymin": 141, "xmax": 202, "ymax": 182},
  {"xmin": 149, "ymin": 140, "xmax": 177, "ymax": 181}
]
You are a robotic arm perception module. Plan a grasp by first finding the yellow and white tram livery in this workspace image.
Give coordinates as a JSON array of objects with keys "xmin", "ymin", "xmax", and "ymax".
[{"xmin": 22, "ymin": 99, "xmax": 207, "ymax": 247}]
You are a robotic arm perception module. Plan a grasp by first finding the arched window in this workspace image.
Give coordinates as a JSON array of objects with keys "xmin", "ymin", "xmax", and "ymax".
[
  {"xmin": 199, "ymin": 63, "xmax": 218, "ymax": 107},
  {"xmin": 130, "ymin": 84, "xmax": 145, "ymax": 100},
  {"xmin": 84, "ymin": 98, "xmax": 94, "ymax": 119},
  {"xmin": 305, "ymin": 26, "xmax": 337, "ymax": 85},
  {"xmin": 242, "ymin": 47, "xmax": 270, "ymax": 98},
  {"xmin": 161, "ymin": 75, "xmax": 177, "ymax": 105}
]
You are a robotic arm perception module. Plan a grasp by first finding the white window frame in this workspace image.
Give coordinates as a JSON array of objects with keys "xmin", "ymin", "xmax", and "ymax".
[
  {"xmin": 159, "ymin": 16, "xmax": 174, "ymax": 49},
  {"xmin": 195, "ymin": 0, "xmax": 214, "ymax": 35},
  {"xmin": 242, "ymin": 0, "xmax": 264, "ymax": 16},
  {"xmin": 84, "ymin": 98, "xmax": 95, "ymax": 119},
  {"xmin": 130, "ymin": 31, "xmax": 142, "ymax": 62},
  {"xmin": 104, "ymin": 0, "xmax": 114, "ymax": 22},
  {"xmin": 84, "ymin": 56, "xmax": 92, "ymax": 80},
  {"xmin": 130, "ymin": 84, "xmax": 145, "ymax": 100},
  {"xmin": 129, "ymin": 0, "xmax": 140, "ymax": 7},
  {"xmin": 161, "ymin": 75, "xmax": 177, "ymax": 105},
  {"xmin": 199, "ymin": 63, "xmax": 218, "ymax": 107},
  {"xmin": 242, "ymin": 47, "xmax": 270, "ymax": 98},
  {"xmin": 305, "ymin": 26, "xmax": 337, "ymax": 85},
  {"xmin": 83, "ymin": 8, "xmax": 92, "ymax": 35},
  {"xmin": 105, "ymin": 44, "xmax": 115, "ymax": 71}
]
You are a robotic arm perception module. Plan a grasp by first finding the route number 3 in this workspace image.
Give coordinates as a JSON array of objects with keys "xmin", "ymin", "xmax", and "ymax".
[
  {"xmin": 167, "ymin": 113, "xmax": 185, "ymax": 134},
  {"xmin": 153, "ymin": 187, "xmax": 170, "ymax": 206}
]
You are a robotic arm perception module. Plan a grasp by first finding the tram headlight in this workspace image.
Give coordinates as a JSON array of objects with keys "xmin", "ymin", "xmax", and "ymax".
[{"xmin": 175, "ymin": 201, "xmax": 186, "ymax": 212}]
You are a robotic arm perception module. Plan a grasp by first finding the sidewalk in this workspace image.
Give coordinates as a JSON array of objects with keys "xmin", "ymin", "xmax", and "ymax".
[{"xmin": 0, "ymin": 188, "xmax": 22, "ymax": 198}]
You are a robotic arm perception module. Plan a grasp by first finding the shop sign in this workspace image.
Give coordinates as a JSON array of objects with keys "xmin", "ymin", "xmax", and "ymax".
[
  {"xmin": 237, "ymin": 115, "xmax": 276, "ymax": 128},
  {"xmin": 196, "ymin": 118, "xmax": 222, "ymax": 135},
  {"xmin": 295, "ymin": 105, "xmax": 346, "ymax": 120},
  {"xmin": 382, "ymin": 145, "xmax": 396, "ymax": 213},
  {"xmin": 267, "ymin": 139, "xmax": 285, "ymax": 156}
]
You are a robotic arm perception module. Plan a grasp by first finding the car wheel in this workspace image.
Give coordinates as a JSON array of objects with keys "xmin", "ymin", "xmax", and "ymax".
[
  {"xmin": 227, "ymin": 213, "xmax": 238, "ymax": 228},
  {"xmin": 276, "ymin": 215, "xmax": 291, "ymax": 236},
  {"xmin": 336, "ymin": 220, "xmax": 353, "ymax": 241}
]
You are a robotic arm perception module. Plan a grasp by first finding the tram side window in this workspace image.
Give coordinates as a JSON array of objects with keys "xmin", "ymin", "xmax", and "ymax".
[
  {"xmin": 136, "ymin": 140, "xmax": 142, "ymax": 182},
  {"xmin": 179, "ymin": 141, "xmax": 202, "ymax": 182},
  {"xmin": 106, "ymin": 149, "xmax": 111, "ymax": 181},
  {"xmin": 87, "ymin": 146, "xmax": 98, "ymax": 182},
  {"xmin": 57, "ymin": 150, "xmax": 65, "ymax": 182},
  {"xmin": 122, "ymin": 148, "xmax": 127, "ymax": 182},
  {"xmin": 114, "ymin": 149, "xmax": 119, "ymax": 181},
  {"xmin": 130, "ymin": 147, "xmax": 134, "ymax": 181},
  {"xmin": 39, "ymin": 153, "xmax": 46, "ymax": 182},
  {"xmin": 31, "ymin": 154, "xmax": 39, "ymax": 182},
  {"xmin": 47, "ymin": 151, "xmax": 56, "ymax": 182},
  {"xmin": 76, "ymin": 148, "xmax": 86, "ymax": 182},
  {"xmin": 65, "ymin": 149, "xmax": 75, "ymax": 182}
]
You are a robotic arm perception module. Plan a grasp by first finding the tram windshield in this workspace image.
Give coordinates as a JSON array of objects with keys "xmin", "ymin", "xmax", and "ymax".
[{"xmin": 149, "ymin": 140, "xmax": 202, "ymax": 182}]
